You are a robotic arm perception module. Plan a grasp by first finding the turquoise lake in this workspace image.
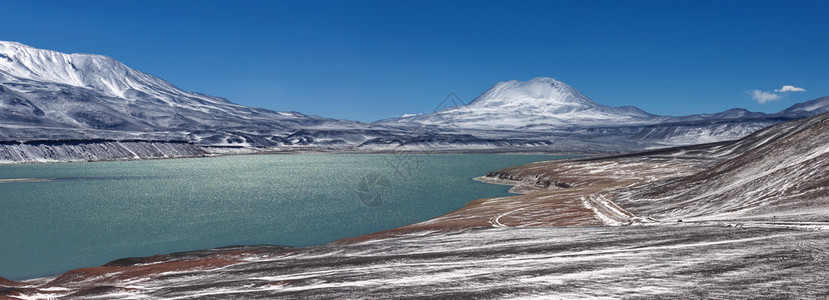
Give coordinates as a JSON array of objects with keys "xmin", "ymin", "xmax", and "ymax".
[{"xmin": 0, "ymin": 154, "xmax": 573, "ymax": 280}]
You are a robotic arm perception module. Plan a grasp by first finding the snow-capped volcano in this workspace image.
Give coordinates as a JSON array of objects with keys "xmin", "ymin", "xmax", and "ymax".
[
  {"xmin": 378, "ymin": 77, "xmax": 659, "ymax": 130},
  {"xmin": 376, "ymin": 77, "xmax": 829, "ymax": 146},
  {"xmin": 469, "ymin": 77, "xmax": 597, "ymax": 110}
]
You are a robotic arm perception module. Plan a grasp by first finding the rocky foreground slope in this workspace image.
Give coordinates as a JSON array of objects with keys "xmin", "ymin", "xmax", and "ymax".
[
  {"xmin": 2, "ymin": 226, "xmax": 827, "ymax": 299},
  {"xmin": 612, "ymin": 111, "xmax": 829, "ymax": 222},
  {"xmin": 2, "ymin": 113, "xmax": 828, "ymax": 299}
]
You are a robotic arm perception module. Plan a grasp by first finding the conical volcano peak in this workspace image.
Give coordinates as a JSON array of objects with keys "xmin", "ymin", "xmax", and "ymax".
[
  {"xmin": 378, "ymin": 77, "xmax": 660, "ymax": 130},
  {"xmin": 468, "ymin": 77, "xmax": 597, "ymax": 110}
]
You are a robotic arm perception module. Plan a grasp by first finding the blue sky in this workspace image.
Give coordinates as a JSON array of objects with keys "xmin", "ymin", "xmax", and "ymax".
[{"xmin": 2, "ymin": 0, "xmax": 827, "ymax": 122}]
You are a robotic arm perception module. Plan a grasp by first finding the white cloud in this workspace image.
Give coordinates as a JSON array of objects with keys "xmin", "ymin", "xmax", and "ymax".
[
  {"xmin": 749, "ymin": 84, "xmax": 807, "ymax": 104},
  {"xmin": 750, "ymin": 90, "xmax": 782, "ymax": 104},
  {"xmin": 774, "ymin": 85, "xmax": 806, "ymax": 92}
]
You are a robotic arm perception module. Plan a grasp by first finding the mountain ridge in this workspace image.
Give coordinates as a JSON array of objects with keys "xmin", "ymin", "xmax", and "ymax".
[
  {"xmin": 2, "ymin": 41, "xmax": 829, "ymax": 163},
  {"xmin": 0, "ymin": 41, "xmax": 381, "ymax": 146}
]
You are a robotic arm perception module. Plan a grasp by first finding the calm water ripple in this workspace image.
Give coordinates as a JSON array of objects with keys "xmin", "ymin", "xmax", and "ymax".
[{"xmin": 0, "ymin": 154, "xmax": 573, "ymax": 280}]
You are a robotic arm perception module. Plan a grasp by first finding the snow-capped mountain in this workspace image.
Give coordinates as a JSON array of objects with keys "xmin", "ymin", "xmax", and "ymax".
[
  {"xmin": 0, "ymin": 41, "xmax": 229, "ymax": 103},
  {"xmin": 379, "ymin": 77, "xmax": 660, "ymax": 130},
  {"xmin": 0, "ymin": 41, "xmax": 376, "ymax": 145}
]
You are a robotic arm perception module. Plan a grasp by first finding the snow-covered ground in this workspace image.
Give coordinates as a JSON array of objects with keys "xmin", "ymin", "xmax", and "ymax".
[
  {"xmin": 3, "ymin": 226, "xmax": 826, "ymax": 299},
  {"xmin": 614, "ymin": 110, "xmax": 829, "ymax": 222},
  {"xmin": 4, "ymin": 112, "xmax": 829, "ymax": 299}
]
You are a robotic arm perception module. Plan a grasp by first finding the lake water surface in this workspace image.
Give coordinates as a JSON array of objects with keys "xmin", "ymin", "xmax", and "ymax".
[{"xmin": 0, "ymin": 154, "xmax": 574, "ymax": 280}]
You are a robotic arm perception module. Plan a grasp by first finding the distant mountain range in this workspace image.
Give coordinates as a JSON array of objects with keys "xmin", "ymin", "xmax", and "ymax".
[
  {"xmin": 379, "ymin": 77, "xmax": 829, "ymax": 144},
  {"xmin": 1, "ymin": 41, "xmax": 828, "ymax": 162}
]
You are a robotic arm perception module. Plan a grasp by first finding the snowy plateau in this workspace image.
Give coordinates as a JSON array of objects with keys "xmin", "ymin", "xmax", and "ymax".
[{"xmin": 1, "ymin": 41, "xmax": 829, "ymax": 162}]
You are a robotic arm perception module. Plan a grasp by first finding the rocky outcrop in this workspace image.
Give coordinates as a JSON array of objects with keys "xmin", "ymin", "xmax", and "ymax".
[
  {"xmin": 486, "ymin": 171, "xmax": 573, "ymax": 189},
  {"xmin": 0, "ymin": 140, "xmax": 207, "ymax": 164}
]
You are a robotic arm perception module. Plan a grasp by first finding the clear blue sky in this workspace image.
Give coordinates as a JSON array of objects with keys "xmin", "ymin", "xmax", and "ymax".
[{"xmin": 2, "ymin": 0, "xmax": 827, "ymax": 122}]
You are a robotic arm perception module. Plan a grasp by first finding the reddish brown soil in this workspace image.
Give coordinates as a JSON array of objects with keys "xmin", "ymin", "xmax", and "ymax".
[
  {"xmin": 45, "ymin": 257, "xmax": 241, "ymax": 288},
  {"xmin": 0, "ymin": 277, "xmax": 19, "ymax": 287}
]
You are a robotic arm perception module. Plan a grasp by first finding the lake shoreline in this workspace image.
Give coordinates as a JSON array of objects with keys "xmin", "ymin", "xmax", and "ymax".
[
  {"xmin": 0, "ymin": 143, "xmax": 696, "ymax": 283},
  {"xmin": 0, "ymin": 144, "xmax": 691, "ymax": 284},
  {"xmin": 0, "ymin": 153, "xmax": 572, "ymax": 283},
  {"xmin": 2, "ymin": 153, "xmax": 585, "ymax": 287}
]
